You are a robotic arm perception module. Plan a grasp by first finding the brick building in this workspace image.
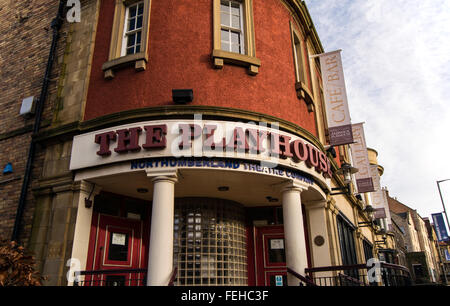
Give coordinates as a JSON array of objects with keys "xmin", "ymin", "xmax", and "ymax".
[
  {"xmin": 1, "ymin": 0, "xmax": 412, "ymax": 286},
  {"xmin": 0, "ymin": 0, "xmax": 66, "ymax": 243},
  {"xmin": 388, "ymin": 194, "xmax": 442, "ymax": 283}
]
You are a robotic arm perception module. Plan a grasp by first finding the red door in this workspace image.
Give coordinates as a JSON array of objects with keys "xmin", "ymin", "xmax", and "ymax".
[
  {"xmin": 255, "ymin": 226, "xmax": 287, "ymax": 286},
  {"xmin": 85, "ymin": 214, "xmax": 147, "ymax": 286}
]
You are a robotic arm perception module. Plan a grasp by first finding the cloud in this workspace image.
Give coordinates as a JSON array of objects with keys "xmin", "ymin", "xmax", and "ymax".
[{"xmin": 305, "ymin": 0, "xmax": 450, "ymax": 219}]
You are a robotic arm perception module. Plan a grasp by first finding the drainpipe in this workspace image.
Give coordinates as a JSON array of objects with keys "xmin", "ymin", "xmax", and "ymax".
[{"xmin": 11, "ymin": 1, "xmax": 66, "ymax": 243}]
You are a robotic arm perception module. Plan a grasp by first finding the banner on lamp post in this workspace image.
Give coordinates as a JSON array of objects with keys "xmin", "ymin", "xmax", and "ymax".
[
  {"xmin": 349, "ymin": 123, "xmax": 374, "ymax": 193},
  {"xmin": 312, "ymin": 50, "xmax": 353, "ymax": 146},
  {"xmin": 432, "ymin": 213, "xmax": 449, "ymax": 242}
]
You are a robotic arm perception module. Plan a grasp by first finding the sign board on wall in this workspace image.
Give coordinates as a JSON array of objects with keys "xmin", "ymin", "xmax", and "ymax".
[
  {"xmin": 350, "ymin": 123, "xmax": 374, "ymax": 193},
  {"xmin": 70, "ymin": 119, "xmax": 333, "ymax": 187},
  {"xmin": 369, "ymin": 164, "xmax": 391, "ymax": 227},
  {"xmin": 313, "ymin": 50, "xmax": 353, "ymax": 146}
]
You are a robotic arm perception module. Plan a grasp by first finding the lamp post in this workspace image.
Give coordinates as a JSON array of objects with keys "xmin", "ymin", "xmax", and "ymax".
[
  {"xmin": 436, "ymin": 179, "xmax": 450, "ymax": 284},
  {"xmin": 437, "ymin": 179, "xmax": 450, "ymax": 236}
]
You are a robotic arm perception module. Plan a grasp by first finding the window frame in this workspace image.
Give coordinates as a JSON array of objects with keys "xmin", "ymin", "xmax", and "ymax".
[
  {"xmin": 220, "ymin": 1, "xmax": 245, "ymax": 54},
  {"xmin": 336, "ymin": 214, "xmax": 358, "ymax": 267},
  {"xmin": 102, "ymin": 0, "xmax": 152, "ymax": 79},
  {"xmin": 121, "ymin": 1, "xmax": 145, "ymax": 57},
  {"xmin": 212, "ymin": 0, "xmax": 260, "ymax": 75},
  {"xmin": 290, "ymin": 21, "xmax": 314, "ymax": 111}
]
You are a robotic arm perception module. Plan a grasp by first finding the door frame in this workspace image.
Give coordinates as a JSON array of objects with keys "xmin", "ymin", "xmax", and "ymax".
[
  {"xmin": 254, "ymin": 225, "xmax": 286, "ymax": 286},
  {"xmin": 84, "ymin": 212, "xmax": 149, "ymax": 285}
]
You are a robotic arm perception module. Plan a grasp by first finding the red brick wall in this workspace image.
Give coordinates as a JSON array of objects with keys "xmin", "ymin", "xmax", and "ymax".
[{"xmin": 84, "ymin": 0, "xmax": 318, "ymax": 136}]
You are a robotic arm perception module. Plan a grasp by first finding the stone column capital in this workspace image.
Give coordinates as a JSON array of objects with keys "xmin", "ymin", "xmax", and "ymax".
[
  {"xmin": 326, "ymin": 197, "xmax": 338, "ymax": 215},
  {"xmin": 146, "ymin": 169, "xmax": 178, "ymax": 184},
  {"xmin": 281, "ymin": 180, "xmax": 309, "ymax": 194}
]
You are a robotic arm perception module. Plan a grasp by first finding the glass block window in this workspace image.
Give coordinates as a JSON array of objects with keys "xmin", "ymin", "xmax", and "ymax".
[
  {"xmin": 220, "ymin": 0, "xmax": 245, "ymax": 54},
  {"xmin": 122, "ymin": 2, "xmax": 144, "ymax": 56},
  {"xmin": 173, "ymin": 198, "xmax": 247, "ymax": 286}
]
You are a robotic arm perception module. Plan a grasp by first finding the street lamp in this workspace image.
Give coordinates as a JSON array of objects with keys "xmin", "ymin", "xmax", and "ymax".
[
  {"xmin": 436, "ymin": 179, "xmax": 450, "ymax": 284},
  {"xmin": 437, "ymin": 179, "xmax": 450, "ymax": 235}
]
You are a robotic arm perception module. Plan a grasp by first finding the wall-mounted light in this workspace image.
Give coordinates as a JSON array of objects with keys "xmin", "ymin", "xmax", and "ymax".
[
  {"xmin": 3, "ymin": 163, "xmax": 13, "ymax": 174},
  {"xmin": 84, "ymin": 184, "xmax": 96, "ymax": 208},
  {"xmin": 266, "ymin": 196, "xmax": 279, "ymax": 203},
  {"xmin": 330, "ymin": 163, "xmax": 359, "ymax": 196},
  {"xmin": 358, "ymin": 205, "xmax": 376, "ymax": 227},
  {"xmin": 137, "ymin": 188, "xmax": 149, "ymax": 193},
  {"xmin": 172, "ymin": 89, "xmax": 194, "ymax": 104},
  {"xmin": 375, "ymin": 234, "xmax": 387, "ymax": 245},
  {"xmin": 335, "ymin": 162, "xmax": 358, "ymax": 185}
]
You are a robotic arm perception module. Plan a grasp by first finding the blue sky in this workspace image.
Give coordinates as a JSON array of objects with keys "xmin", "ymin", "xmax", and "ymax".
[{"xmin": 304, "ymin": 0, "xmax": 450, "ymax": 224}]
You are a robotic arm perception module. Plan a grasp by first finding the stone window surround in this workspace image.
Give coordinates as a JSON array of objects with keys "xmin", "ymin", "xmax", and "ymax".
[
  {"xmin": 102, "ymin": 0, "xmax": 152, "ymax": 79},
  {"xmin": 212, "ymin": 0, "xmax": 260, "ymax": 75},
  {"xmin": 290, "ymin": 20, "xmax": 314, "ymax": 112}
]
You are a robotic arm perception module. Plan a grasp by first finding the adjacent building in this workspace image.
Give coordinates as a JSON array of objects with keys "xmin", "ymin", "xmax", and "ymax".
[{"xmin": 388, "ymin": 194, "xmax": 442, "ymax": 283}]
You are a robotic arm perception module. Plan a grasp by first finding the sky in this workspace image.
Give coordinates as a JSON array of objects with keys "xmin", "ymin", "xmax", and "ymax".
[{"xmin": 304, "ymin": 0, "xmax": 450, "ymax": 224}]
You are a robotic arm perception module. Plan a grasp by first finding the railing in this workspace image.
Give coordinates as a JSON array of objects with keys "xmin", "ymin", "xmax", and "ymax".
[
  {"xmin": 73, "ymin": 267, "xmax": 178, "ymax": 286},
  {"xmin": 305, "ymin": 262, "xmax": 413, "ymax": 286},
  {"xmin": 168, "ymin": 267, "xmax": 178, "ymax": 286},
  {"xmin": 286, "ymin": 267, "xmax": 317, "ymax": 286},
  {"xmin": 73, "ymin": 269, "xmax": 147, "ymax": 286}
]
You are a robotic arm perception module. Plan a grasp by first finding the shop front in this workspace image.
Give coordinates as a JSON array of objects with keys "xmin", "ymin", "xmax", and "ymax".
[{"xmin": 69, "ymin": 118, "xmax": 332, "ymax": 286}]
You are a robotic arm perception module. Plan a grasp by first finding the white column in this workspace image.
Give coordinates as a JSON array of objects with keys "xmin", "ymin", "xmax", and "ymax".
[
  {"xmin": 146, "ymin": 171, "xmax": 177, "ymax": 286},
  {"xmin": 282, "ymin": 182, "xmax": 308, "ymax": 286}
]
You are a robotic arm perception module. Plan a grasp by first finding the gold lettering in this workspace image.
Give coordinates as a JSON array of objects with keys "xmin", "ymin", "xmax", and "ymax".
[
  {"xmin": 328, "ymin": 73, "xmax": 339, "ymax": 82},
  {"xmin": 329, "ymin": 88, "xmax": 342, "ymax": 96},
  {"xmin": 325, "ymin": 55, "xmax": 337, "ymax": 65}
]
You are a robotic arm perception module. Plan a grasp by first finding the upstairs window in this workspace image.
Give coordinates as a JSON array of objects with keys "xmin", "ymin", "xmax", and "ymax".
[
  {"xmin": 290, "ymin": 21, "xmax": 314, "ymax": 111},
  {"xmin": 102, "ymin": 0, "xmax": 151, "ymax": 79},
  {"xmin": 122, "ymin": 1, "xmax": 144, "ymax": 56},
  {"xmin": 293, "ymin": 32, "xmax": 306, "ymax": 85},
  {"xmin": 220, "ymin": 0, "xmax": 245, "ymax": 54},
  {"xmin": 212, "ymin": 0, "xmax": 260, "ymax": 75}
]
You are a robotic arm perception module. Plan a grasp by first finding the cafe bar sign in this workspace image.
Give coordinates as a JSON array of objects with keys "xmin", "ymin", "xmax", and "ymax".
[
  {"xmin": 312, "ymin": 50, "xmax": 353, "ymax": 146},
  {"xmin": 69, "ymin": 120, "xmax": 333, "ymax": 180}
]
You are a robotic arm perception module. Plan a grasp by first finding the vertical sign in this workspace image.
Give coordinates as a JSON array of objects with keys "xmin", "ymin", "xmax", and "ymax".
[
  {"xmin": 314, "ymin": 50, "xmax": 353, "ymax": 146},
  {"xmin": 432, "ymin": 213, "xmax": 449, "ymax": 242},
  {"xmin": 350, "ymin": 123, "xmax": 374, "ymax": 193},
  {"xmin": 369, "ymin": 165, "xmax": 392, "ymax": 229},
  {"xmin": 445, "ymin": 249, "xmax": 450, "ymax": 261}
]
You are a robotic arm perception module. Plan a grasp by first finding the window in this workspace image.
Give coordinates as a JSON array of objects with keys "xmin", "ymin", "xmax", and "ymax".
[
  {"xmin": 362, "ymin": 240, "xmax": 374, "ymax": 263},
  {"xmin": 212, "ymin": 0, "xmax": 260, "ymax": 75},
  {"xmin": 102, "ymin": 0, "xmax": 152, "ymax": 79},
  {"xmin": 293, "ymin": 32, "xmax": 306, "ymax": 85},
  {"xmin": 336, "ymin": 215, "xmax": 358, "ymax": 267},
  {"xmin": 220, "ymin": 1, "xmax": 244, "ymax": 54},
  {"xmin": 290, "ymin": 21, "xmax": 314, "ymax": 110},
  {"xmin": 173, "ymin": 198, "xmax": 247, "ymax": 286},
  {"xmin": 122, "ymin": 2, "xmax": 144, "ymax": 56}
]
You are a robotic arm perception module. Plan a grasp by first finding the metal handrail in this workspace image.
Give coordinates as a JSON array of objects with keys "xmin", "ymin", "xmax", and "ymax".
[
  {"xmin": 168, "ymin": 267, "xmax": 178, "ymax": 286},
  {"xmin": 77, "ymin": 268, "xmax": 147, "ymax": 276},
  {"xmin": 304, "ymin": 262, "xmax": 412, "ymax": 286},
  {"xmin": 305, "ymin": 262, "xmax": 411, "ymax": 275},
  {"xmin": 286, "ymin": 267, "xmax": 317, "ymax": 286}
]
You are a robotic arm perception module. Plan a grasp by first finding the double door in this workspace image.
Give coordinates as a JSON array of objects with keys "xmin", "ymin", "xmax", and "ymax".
[{"xmin": 86, "ymin": 214, "xmax": 147, "ymax": 286}]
